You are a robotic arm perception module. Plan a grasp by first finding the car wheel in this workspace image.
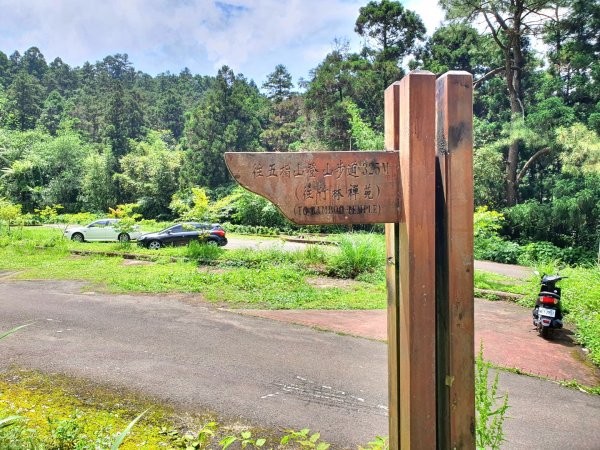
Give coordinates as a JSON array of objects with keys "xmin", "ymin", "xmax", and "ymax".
[
  {"xmin": 71, "ymin": 233, "xmax": 84, "ymax": 242},
  {"xmin": 148, "ymin": 240, "xmax": 162, "ymax": 250},
  {"xmin": 118, "ymin": 233, "xmax": 131, "ymax": 243}
]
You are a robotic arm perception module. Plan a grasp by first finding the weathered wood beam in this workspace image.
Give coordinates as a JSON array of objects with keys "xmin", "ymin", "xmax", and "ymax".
[{"xmin": 435, "ymin": 71, "xmax": 475, "ymax": 449}]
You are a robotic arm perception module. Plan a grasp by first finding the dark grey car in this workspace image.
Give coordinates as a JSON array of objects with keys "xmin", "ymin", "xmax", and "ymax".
[{"xmin": 137, "ymin": 223, "xmax": 227, "ymax": 249}]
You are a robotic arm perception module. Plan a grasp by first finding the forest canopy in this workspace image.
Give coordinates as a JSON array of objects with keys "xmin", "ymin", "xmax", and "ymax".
[{"xmin": 0, "ymin": 0, "xmax": 599, "ymax": 255}]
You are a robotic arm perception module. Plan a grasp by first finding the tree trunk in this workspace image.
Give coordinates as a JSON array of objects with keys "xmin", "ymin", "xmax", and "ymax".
[{"xmin": 505, "ymin": 5, "xmax": 525, "ymax": 207}]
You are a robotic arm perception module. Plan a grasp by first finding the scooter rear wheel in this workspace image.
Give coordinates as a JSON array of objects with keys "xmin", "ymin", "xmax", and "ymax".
[{"xmin": 539, "ymin": 326, "xmax": 552, "ymax": 339}]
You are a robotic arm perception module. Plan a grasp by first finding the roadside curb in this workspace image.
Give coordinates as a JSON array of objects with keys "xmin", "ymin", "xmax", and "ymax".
[{"xmin": 474, "ymin": 288, "xmax": 525, "ymax": 302}]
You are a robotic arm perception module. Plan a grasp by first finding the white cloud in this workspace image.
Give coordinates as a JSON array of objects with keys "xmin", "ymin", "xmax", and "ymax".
[
  {"xmin": 0, "ymin": 0, "xmax": 445, "ymax": 82},
  {"xmin": 0, "ymin": 0, "xmax": 363, "ymax": 81},
  {"xmin": 404, "ymin": 0, "xmax": 446, "ymax": 34}
]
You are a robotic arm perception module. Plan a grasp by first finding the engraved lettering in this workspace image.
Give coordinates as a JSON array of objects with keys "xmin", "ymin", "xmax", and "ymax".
[
  {"xmin": 306, "ymin": 162, "xmax": 318, "ymax": 178},
  {"xmin": 294, "ymin": 162, "xmax": 304, "ymax": 177},
  {"xmin": 253, "ymin": 164, "xmax": 263, "ymax": 177},
  {"xmin": 335, "ymin": 161, "xmax": 346, "ymax": 179},
  {"xmin": 303, "ymin": 183, "xmax": 313, "ymax": 200},
  {"xmin": 348, "ymin": 161, "xmax": 359, "ymax": 178},
  {"xmin": 280, "ymin": 164, "xmax": 291, "ymax": 178}
]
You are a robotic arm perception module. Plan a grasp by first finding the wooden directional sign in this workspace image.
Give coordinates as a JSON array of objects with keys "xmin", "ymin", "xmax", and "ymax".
[
  {"xmin": 225, "ymin": 151, "xmax": 401, "ymax": 225},
  {"xmin": 223, "ymin": 70, "xmax": 475, "ymax": 450}
]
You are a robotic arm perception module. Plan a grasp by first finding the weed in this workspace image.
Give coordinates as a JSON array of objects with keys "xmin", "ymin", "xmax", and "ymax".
[
  {"xmin": 475, "ymin": 343, "xmax": 509, "ymax": 449},
  {"xmin": 220, "ymin": 430, "xmax": 266, "ymax": 449},
  {"xmin": 186, "ymin": 240, "xmax": 224, "ymax": 261},
  {"xmin": 300, "ymin": 244, "xmax": 328, "ymax": 265},
  {"xmin": 280, "ymin": 428, "xmax": 331, "ymax": 450},
  {"xmin": 359, "ymin": 436, "xmax": 389, "ymax": 450},
  {"xmin": 327, "ymin": 234, "xmax": 383, "ymax": 279}
]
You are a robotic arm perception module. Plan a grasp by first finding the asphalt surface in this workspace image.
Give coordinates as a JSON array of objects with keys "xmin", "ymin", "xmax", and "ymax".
[{"xmin": 1, "ymin": 280, "xmax": 599, "ymax": 449}]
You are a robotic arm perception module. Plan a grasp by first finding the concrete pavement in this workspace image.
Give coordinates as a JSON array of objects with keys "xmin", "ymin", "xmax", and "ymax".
[{"xmin": 238, "ymin": 299, "xmax": 600, "ymax": 387}]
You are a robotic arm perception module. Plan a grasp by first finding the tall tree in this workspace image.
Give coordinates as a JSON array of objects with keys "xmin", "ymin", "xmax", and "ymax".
[
  {"xmin": 20, "ymin": 47, "xmax": 47, "ymax": 81},
  {"xmin": 355, "ymin": 0, "xmax": 426, "ymax": 61},
  {"xmin": 304, "ymin": 41, "xmax": 355, "ymax": 149},
  {"xmin": 39, "ymin": 90, "xmax": 66, "ymax": 135},
  {"xmin": 411, "ymin": 23, "xmax": 494, "ymax": 76},
  {"xmin": 355, "ymin": 0, "xmax": 425, "ymax": 88},
  {"xmin": 441, "ymin": 0, "xmax": 559, "ymax": 205},
  {"xmin": 183, "ymin": 66, "xmax": 267, "ymax": 188},
  {"xmin": 0, "ymin": 51, "xmax": 9, "ymax": 87},
  {"xmin": 262, "ymin": 64, "xmax": 294, "ymax": 103},
  {"xmin": 5, "ymin": 71, "xmax": 44, "ymax": 130},
  {"xmin": 44, "ymin": 57, "xmax": 79, "ymax": 96}
]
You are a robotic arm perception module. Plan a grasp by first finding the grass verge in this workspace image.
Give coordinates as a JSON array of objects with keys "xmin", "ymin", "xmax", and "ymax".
[
  {"xmin": 0, "ymin": 368, "xmax": 326, "ymax": 449},
  {"xmin": 0, "ymin": 229, "xmax": 385, "ymax": 310}
]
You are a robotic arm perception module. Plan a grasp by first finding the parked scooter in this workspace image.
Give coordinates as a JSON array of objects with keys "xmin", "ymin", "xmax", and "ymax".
[{"xmin": 532, "ymin": 273, "xmax": 566, "ymax": 339}]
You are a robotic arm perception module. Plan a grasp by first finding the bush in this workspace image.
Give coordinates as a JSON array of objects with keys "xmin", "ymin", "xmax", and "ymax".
[
  {"xmin": 54, "ymin": 212, "xmax": 99, "ymax": 225},
  {"xmin": 474, "ymin": 207, "xmax": 521, "ymax": 263},
  {"xmin": 474, "ymin": 235, "xmax": 521, "ymax": 264},
  {"xmin": 517, "ymin": 241, "xmax": 562, "ymax": 265},
  {"xmin": 0, "ymin": 198, "xmax": 23, "ymax": 234},
  {"xmin": 211, "ymin": 187, "xmax": 291, "ymax": 229},
  {"xmin": 327, "ymin": 234, "xmax": 383, "ymax": 279},
  {"xmin": 299, "ymin": 245, "xmax": 328, "ymax": 266},
  {"xmin": 559, "ymin": 267, "xmax": 600, "ymax": 366},
  {"xmin": 186, "ymin": 240, "xmax": 224, "ymax": 261}
]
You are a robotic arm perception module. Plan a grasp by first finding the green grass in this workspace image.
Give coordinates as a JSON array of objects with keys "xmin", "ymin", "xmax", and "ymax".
[
  {"xmin": 474, "ymin": 271, "xmax": 530, "ymax": 295},
  {"xmin": 0, "ymin": 369, "xmax": 319, "ymax": 450},
  {"xmin": 0, "ymin": 227, "xmax": 386, "ymax": 310}
]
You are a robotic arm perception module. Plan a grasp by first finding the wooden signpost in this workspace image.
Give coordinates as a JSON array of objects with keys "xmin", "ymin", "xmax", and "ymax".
[{"xmin": 224, "ymin": 70, "xmax": 475, "ymax": 449}]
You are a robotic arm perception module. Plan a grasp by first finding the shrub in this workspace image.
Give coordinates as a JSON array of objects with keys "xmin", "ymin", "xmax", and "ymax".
[
  {"xmin": 559, "ymin": 267, "xmax": 600, "ymax": 366},
  {"xmin": 474, "ymin": 207, "xmax": 521, "ymax": 263},
  {"xmin": 0, "ymin": 198, "xmax": 23, "ymax": 234},
  {"xmin": 300, "ymin": 245, "xmax": 328, "ymax": 266},
  {"xmin": 34, "ymin": 204, "xmax": 64, "ymax": 223},
  {"xmin": 474, "ymin": 235, "xmax": 521, "ymax": 264},
  {"xmin": 517, "ymin": 241, "xmax": 562, "ymax": 265},
  {"xmin": 327, "ymin": 234, "xmax": 383, "ymax": 279},
  {"xmin": 186, "ymin": 240, "xmax": 224, "ymax": 261}
]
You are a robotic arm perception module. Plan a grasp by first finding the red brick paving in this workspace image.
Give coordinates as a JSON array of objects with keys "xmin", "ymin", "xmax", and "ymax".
[{"xmin": 235, "ymin": 298, "xmax": 600, "ymax": 387}]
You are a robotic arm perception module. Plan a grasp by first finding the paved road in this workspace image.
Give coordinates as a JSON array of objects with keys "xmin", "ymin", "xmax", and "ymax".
[{"xmin": 1, "ymin": 281, "xmax": 599, "ymax": 449}]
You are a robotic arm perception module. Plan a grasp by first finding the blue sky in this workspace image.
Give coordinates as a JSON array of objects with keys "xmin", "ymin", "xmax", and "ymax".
[{"xmin": 0, "ymin": 0, "xmax": 445, "ymax": 86}]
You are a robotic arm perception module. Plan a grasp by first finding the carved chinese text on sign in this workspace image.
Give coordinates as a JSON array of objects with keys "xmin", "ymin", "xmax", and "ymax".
[{"xmin": 224, "ymin": 151, "xmax": 401, "ymax": 225}]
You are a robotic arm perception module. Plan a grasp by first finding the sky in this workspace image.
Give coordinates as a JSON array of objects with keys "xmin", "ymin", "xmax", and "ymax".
[{"xmin": 0, "ymin": 0, "xmax": 446, "ymax": 86}]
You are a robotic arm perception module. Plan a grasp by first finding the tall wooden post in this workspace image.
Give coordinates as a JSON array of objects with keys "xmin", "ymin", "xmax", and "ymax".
[
  {"xmin": 384, "ymin": 81, "xmax": 401, "ymax": 448},
  {"xmin": 435, "ymin": 71, "xmax": 475, "ymax": 449},
  {"xmin": 386, "ymin": 70, "xmax": 437, "ymax": 449}
]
